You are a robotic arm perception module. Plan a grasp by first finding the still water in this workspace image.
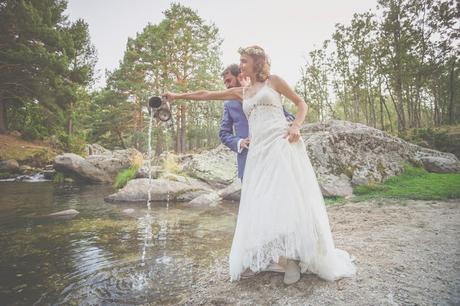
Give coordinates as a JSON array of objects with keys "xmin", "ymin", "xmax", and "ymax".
[{"xmin": 0, "ymin": 182, "xmax": 238, "ymax": 305}]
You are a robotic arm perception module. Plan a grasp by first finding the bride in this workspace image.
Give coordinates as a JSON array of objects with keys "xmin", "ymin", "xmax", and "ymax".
[{"xmin": 164, "ymin": 45, "xmax": 356, "ymax": 285}]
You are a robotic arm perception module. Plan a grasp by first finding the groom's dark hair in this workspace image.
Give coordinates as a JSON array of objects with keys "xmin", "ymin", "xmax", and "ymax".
[{"xmin": 221, "ymin": 64, "xmax": 240, "ymax": 78}]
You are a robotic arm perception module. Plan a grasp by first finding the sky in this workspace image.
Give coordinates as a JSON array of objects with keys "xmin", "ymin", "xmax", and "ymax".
[{"xmin": 66, "ymin": 0, "xmax": 379, "ymax": 88}]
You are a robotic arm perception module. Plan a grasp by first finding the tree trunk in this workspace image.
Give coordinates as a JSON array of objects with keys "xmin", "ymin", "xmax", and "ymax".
[
  {"xmin": 448, "ymin": 56, "xmax": 456, "ymax": 124},
  {"xmin": 155, "ymin": 128, "xmax": 165, "ymax": 156},
  {"xmin": 175, "ymin": 107, "xmax": 181, "ymax": 153},
  {"xmin": 180, "ymin": 105, "xmax": 187, "ymax": 153},
  {"xmin": 0, "ymin": 99, "xmax": 7, "ymax": 134},
  {"xmin": 68, "ymin": 101, "xmax": 74, "ymax": 136}
]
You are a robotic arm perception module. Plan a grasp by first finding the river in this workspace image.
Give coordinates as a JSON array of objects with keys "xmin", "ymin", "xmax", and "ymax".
[{"xmin": 0, "ymin": 181, "xmax": 238, "ymax": 305}]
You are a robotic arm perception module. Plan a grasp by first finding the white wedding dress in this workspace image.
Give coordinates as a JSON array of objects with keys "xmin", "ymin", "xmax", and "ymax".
[{"xmin": 229, "ymin": 81, "xmax": 356, "ymax": 281}]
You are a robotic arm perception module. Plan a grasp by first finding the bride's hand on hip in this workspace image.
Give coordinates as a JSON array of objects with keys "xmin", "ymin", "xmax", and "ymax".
[{"xmin": 284, "ymin": 125, "xmax": 301, "ymax": 143}]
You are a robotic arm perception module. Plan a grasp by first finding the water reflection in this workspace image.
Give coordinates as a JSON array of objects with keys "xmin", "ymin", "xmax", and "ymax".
[{"xmin": 0, "ymin": 182, "xmax": 238, "ymax": 305}]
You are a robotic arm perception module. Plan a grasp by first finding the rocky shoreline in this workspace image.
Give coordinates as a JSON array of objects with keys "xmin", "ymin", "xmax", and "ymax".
[{"xmin": 2, "ymin": 120, "xmax": 459, "ymax": 206}]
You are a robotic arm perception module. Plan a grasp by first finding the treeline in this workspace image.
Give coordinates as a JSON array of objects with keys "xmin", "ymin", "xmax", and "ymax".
[
  {"xmin": 93, "ymin": 3, "xmax": 224, "ymax": 154},
  {"xmin": 1, "ymin": 0, "xmax": 458, "ymax": 156},
  {"xmin": 296, "ymin": 0, "xmax": 459, "ymax": 134},
  {"xmin": 0, "ymin": 1, "xmax": 224, "ymax": 154},
  {"xmin": 0, "ymin": 0, "xmax": 96, "ymax": 152}
]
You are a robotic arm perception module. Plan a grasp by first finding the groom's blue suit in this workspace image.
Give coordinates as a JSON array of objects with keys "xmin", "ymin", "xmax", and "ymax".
[{"xmin": 219, "ymin": 99, "xmax": 294, "ymax": 179}]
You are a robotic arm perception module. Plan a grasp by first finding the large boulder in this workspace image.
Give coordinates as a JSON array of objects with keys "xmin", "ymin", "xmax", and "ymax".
[
  {"xmin": 86, "ymin": 148, "xmax": 143, "ymax": 179},
  {"xmin": 181, "ymin": 145, "xmax": 237, "ymax": 188},
  {"xmin": 54, "ymin": 153, "xmax": 112, "ymax": 183},
  {"xmin": 104, "ymin": 176, "xmax": 213, "ymax": 203},
  {"xmin": 54, "ymin": 146, "xmax": 143, "ymax": 183},
  {"xmin": 417, "ymin": 155, "xmax": 460, "ymax": 173},
  {"xmin": 0, "ymin": 159, "xmax": 20, "ymax": 173},
  {"xmin": 301, "ymin": 120, "xmax": 460, "ymax": 188}
]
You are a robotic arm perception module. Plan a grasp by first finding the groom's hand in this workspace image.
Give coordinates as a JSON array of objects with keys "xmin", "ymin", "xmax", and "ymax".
[{"xmin": 240, "ymin": 138, "xmax": 250, "ymax": 150}]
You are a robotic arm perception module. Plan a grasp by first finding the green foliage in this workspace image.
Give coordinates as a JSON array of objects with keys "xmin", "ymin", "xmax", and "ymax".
[
  {"xmin": 0, "ymin": 0, "xmax": 96, "ymax": 143},
  {"xmin": 353, "ymin": 164, "xmax": 460, "ymax": 200},
  {"xmin": 57, "ymin": 132, "xmax": 87, "ymax": 155},
  {"xmin": 114, "ymin": 166, "xmax": 139, "ymax": 189},
  {"xmin": 53, "ymin": 172, "xmax": 65, "ymax": 184},
  {"xmin": 101, "ymin": 3, "xmax": 224, "ymax": 154},
  {"xmin": 296, "ymin": 0, "xmax": 459, "ymax": 133},
  {"xmin": 324, "ymin": 196, "xmax": 346, "ymax": 206},
  {"xmin": 401, "ymin": 126, "xmax": 460, "ymax": 158}
]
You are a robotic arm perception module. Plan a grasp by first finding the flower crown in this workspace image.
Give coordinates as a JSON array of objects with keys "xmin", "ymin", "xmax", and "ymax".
[{"xmin": 238, "ymin": 47, "xmax": 265, "ymax": 56}]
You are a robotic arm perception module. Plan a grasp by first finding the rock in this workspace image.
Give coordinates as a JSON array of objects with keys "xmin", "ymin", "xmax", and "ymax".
[
  {"xmin": 9, "ymin": 130, "xmax": 22, "ymax": 137},
  {"xmin": 181, "ymin": 145, "xmax": 237, "ymax": 188},
  {"xmin": 317, "ymin": 174, "xmax": 353, "ymax": 197},
  {"xmin": 0, "ymin": 159, "xmax": 19, "ymax": 172},
  {"xmin": 18, "ymin": 165, "xmax": 35, "ymax": 174},
  {"xmin": 136, "ymin": 164, "xmax": 162, "ymax": 179},
  {"xmin": 104, "ymin": 177, "xmax": 213, "ymax": 203},
  {"xmin": 48, "ymin": 209, "xmax": 79, "ymax": 217},
  {"xmin": 54, "ymin": 146, "xmax": 144, "ymax": 183},
  {"xmin": 86, "ymin": 148, "xmax": 143, "ymax": 180},
  {"xmin": 418, "ymin": 156, "xmax": 460, "ymax": 173},
  {"xmin": 176, "ymin": 190, "xmax": 210, "ymax": 202},
  {"xmin": 217, "ymin": 180, "xmax": 242, "ymax": 201},
  {"xmin": 43, "ymin": 170, "xmax": 55, "ymax": 180},
  {"xmin": 188, "ymin": 192, "xmax": 222, "ymax": 207},
  {"xmin": 300, "ymin": 120, "xmax": 460, "ymax": 191},
  {"xmin": 86, "ymin": 143, "xmax": 111, "ymax": 156},
  {"xmin": 54, "ymin": 153, "xmax": 112, "ymax": 183}
]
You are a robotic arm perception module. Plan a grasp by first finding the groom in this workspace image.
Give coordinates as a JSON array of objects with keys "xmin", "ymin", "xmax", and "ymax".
[{"xmin": 219, "ymin": 64, "xmax": 294, "ymax": 180}]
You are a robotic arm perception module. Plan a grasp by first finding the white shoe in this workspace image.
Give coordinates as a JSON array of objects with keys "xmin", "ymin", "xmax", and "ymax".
[
  {"xmin": 284, "ymin": 260, "xmax": 300, "ymax": 285},
  {"xmin": 240, "ymin": 268, "xmax": 257, "ymax": 279},
  {"xmin": 264, "ymin": 263, "xmax": 286, "ymax": 273}
]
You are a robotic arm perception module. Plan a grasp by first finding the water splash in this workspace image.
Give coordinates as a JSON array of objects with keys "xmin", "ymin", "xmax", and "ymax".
[
  {"xmin": 147, "ymin": 108, "xmax": 154, "ymax": 209},
  {"xmin": 138, "ymin": 107, "xmax": 155, "ymax": 281}
]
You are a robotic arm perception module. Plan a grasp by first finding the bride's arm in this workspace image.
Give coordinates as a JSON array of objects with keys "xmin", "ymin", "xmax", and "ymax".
[
  {"xmin": 269, "ymin": 75, "xmax": 309, "ymax": 142},
  {"xmin": 164, "ymin": 87, "xmax": 243, "ymax": 102}
]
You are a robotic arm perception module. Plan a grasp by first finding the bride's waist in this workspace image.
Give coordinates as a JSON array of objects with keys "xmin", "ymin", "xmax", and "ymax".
[{"xmin": 249, "ymin": 120, "xmax": 289, "ymax": 140}]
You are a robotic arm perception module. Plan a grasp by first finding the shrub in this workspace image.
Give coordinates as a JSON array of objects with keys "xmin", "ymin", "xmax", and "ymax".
[{"xmin": 114, "ymin": 166, "xmax": 139, "ymax": 189}]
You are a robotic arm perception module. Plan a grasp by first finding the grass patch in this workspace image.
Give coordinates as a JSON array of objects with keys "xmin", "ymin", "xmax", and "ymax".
[
  {"xmin": 52, "ymin": 172, "xmax": 65, "ymax": 183},
  {"xmin": 324, "ymin": 196, "xmax": 347, "ymax": 206},
  {"xmin": 353, "ymin": 164, "xmax": 460, "ymax": 201},
  {"xmin": 0, "ymin": 134, "xmax": 56, "ymax": 164},
  {"xmin": 114, "ymin": 166, "xmax": 139, "ymax": 189}
]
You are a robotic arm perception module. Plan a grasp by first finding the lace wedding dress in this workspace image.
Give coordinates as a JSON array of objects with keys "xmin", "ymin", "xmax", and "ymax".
[{"xmin": 229, "ymin": 81, "xmax": 356, "ymax": 281}]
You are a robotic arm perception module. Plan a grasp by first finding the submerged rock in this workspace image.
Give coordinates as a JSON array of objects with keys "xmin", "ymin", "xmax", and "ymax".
[
  {"xmin": 188, "ymin": 192, "xmax": 222, "ymax": 207},
  {"xmin": 48, "ymin": 209, "xmax": 79, "ymax": 217},
  {"xmin": 217, "ymin": 180, "xmax": 242, "ymax": 201}
]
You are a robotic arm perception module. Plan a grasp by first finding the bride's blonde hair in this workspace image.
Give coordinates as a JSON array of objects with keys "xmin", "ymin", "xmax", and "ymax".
[{"xmin": 238, "ymin": 45, "xmax": 271, "ymax": 82}]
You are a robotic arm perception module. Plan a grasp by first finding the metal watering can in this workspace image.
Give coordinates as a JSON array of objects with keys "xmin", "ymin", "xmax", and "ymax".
[{"xmin": 148, "ymin": 96, "xmax": 172, "ymax": 122}]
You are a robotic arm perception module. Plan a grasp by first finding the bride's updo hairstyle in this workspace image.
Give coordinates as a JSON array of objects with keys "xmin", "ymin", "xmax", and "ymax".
[{"xmin": 238, "ymin": 45, "xmax": 271, "ymax": 82}]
